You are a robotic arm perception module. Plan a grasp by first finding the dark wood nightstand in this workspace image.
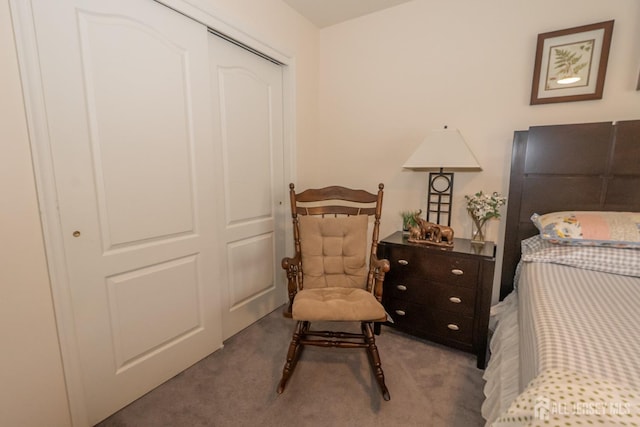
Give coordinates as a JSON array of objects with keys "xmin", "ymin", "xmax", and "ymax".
[{"xmin": 377, "ymin": 231, "xmax": 496, "ymax": 368}]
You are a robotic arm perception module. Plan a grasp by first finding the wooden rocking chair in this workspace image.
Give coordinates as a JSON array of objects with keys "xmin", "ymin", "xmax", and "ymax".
[{"xmin": 277, "ymin": 183, "xmax": 391, "ymax": 400}]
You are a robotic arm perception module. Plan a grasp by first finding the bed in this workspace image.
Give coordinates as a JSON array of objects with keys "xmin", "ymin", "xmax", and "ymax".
[{"xmin": 482, "ymin": 120, "xmax": 640, "ymax": 426}]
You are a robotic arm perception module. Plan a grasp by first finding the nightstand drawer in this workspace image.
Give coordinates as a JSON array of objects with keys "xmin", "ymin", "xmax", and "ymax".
[
  {"xmin": 429, "ymin": 282, "xmax": 476, "ymax": 315},
  {"xmin": 385, "ymin": 298, "xmax": 431, "ymax": 331},
  {"xmin": 423, "ymin": 253, "xmax": 479, "ymax": 288},
  {"xmin": 385, "ymin": 300, "xmax": 474, "ymax": 345},
  {"xmin": 430, "ymin": 309, "xmax": 474, "ymax": 345},
  {"xmin": 384, "ymin": 245, "xmax": 425, "ymax": 279},
  {"xmin": 384, "ymin": 279, "xmax": 476, "ymax": 316},
  {"xmin": 384, "ymin": 277, "xmax": 430, "ymax": 301},
  {"xmin": 384, "ymin": 246, "xmax": 479, "ymax": 288}
]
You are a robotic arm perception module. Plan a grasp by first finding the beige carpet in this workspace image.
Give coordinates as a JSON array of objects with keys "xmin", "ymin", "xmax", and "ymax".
[{"xmin": 98, "ymin": 306, "xmax": 486, "ymax": 427}]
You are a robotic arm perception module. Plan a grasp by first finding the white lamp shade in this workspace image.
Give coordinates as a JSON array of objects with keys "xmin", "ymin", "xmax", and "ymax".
[{"xmin": 403, "ymin": 128, "xmax": 482, "ymax": 170}]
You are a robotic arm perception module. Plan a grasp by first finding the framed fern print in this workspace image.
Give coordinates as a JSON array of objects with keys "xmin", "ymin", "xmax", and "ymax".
[{"xmin": 530, "ymin": 20, "xmax": 614, "ymax": 105}]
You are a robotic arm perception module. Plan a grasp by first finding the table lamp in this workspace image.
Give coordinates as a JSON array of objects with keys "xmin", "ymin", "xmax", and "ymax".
[{"xmin": 403, "ymin": 126, "xmax": 481, "ymax": 226}]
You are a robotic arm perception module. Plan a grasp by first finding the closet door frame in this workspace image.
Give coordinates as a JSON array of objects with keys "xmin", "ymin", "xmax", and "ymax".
[{"xmin": 9, "ymin": 1, "xmax": 296, "ymax": 425}]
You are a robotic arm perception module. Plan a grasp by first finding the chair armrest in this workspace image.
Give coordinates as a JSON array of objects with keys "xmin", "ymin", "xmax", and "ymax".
[
  {"xmin": 281, "ymin": 253, "xmax": 302, "ymax": 318},
  {"xmin": 281, "ymin": 253, "xmax": 301, "ymax": 271},
  {"xmin": 371, "ymin": 254, "xmax": 390, "ymax": 273},
  {"xmin": 371, "ymin": 254, "xmax": 390, "ymax": 302}
]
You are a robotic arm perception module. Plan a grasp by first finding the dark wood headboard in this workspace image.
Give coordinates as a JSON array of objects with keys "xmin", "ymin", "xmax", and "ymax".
[{"xmin": 500, "ymin": 120, "xmax": 640, "ymax": 300}]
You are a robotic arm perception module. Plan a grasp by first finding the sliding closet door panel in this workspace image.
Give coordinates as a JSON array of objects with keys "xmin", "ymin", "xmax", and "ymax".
[
  {"xmin": 80, "ymin": 14, "xmax": 196, "ymax": 247},
  {"xmin": 29, "ymin": 0, "xmax": 221, "ymax": 423},
  {"xmin": 209, "ymin": 34, "xmax": 286, "ymax": 339},
  {"xmin": 221, "ymin": 71, "xmax": 273, "ymax": 223}
]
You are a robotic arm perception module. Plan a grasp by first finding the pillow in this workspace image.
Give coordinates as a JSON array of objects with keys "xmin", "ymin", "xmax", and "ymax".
[
  {"xmin": 531, "ymin": 211, "xmax": 640, "ymax": 248},
  {"xmin": 520, "ymin": 235, "xmax": 640, "ymax": 277},
  {"xmin": 298, "ymin": 215, "xmax": 369, "ymax": 289}
]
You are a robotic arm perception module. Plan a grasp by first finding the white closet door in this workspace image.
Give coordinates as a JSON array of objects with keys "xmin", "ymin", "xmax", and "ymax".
[
  {"xmin": 208, "ymin": 34, "xmax": 286, "ymax": 339},
  {"xmin": 29, "ymin": 0, "xmax": 222, "ymax": 423}
]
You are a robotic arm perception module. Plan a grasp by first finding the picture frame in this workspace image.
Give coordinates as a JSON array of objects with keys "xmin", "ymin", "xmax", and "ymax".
[{"xmin": 530, "ymin": 20, "xmax": 614, "ymax": 105}]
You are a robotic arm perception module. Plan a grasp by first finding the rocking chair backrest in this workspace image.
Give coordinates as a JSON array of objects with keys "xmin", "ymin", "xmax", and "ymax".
[{"xmin": 288, "ymin": 183, "xmax": 384, "ymax": 293}]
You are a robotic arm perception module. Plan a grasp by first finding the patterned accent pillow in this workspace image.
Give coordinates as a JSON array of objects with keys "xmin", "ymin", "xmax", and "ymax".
[{"xmin": 531, "ymin": 211, "xmax": 640, "ymax": 248}]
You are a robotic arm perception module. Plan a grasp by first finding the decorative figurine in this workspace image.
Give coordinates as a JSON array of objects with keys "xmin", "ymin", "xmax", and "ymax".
[{"xmin": 407, "ymin": 212, "xmax": 454, "ymax": 247}]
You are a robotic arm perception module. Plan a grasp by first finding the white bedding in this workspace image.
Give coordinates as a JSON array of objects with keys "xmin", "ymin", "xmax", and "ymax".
[
  {"xmin": 483, "ymin": 238, "xmax": 640, "ymax": 426},
  {"xmin": 481, "ymin": 292, "xmax": 520, "ymax": 424},
  {"xmin": 492, "ymin": 368, "xmax": 640, "ymax": 426},
  {"xmin": 518, "ymin": 261, "xmax": 640, "ymax": 388}
]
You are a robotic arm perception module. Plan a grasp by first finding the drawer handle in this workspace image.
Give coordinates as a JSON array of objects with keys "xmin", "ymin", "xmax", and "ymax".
[
  {"xmin": 396, "ymin": 284, "xmax": 407, "ymax": 291},
  {"xmin": 395, "ymin": 310, "xmax": 406, "ymax": 316},
  {"xmin": 451, "ymin": 268, "xmax": 464, "ymax": 276},
  {"xmin": 447, "ymin": 323, "xmax": 460, "ymax": 331},
  {"xmin": 449, "ymin": 296, "xmax": 462, "ymax": 304},
  {"xmin": 398, "ymin": 259, "xmax": 409, "ymax": 266}
]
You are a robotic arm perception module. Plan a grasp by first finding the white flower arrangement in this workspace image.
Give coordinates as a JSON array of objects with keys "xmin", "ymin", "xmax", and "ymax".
[
  {"xmin": 465, "ymin": 191, "xmax": 507, "ymax": 242},
  {"xmin": 465, "ymin": 191, "xmax": 507, "ymax": 222}
]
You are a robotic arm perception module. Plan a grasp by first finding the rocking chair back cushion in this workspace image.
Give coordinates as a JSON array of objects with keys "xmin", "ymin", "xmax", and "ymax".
[{"xmin": 298, "ymin": 215, "xmax": 369, "ymax": 289}]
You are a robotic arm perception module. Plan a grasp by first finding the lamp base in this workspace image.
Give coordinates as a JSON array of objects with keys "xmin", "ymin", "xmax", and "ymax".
[{"xmin": 426, "ymin": 169, "xmax": 454, "ymax": 226}]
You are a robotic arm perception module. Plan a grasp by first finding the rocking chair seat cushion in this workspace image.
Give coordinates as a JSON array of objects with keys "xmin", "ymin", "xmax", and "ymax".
[{"xmin": 292, "ymin": 287, "xmax": 386, "ymax": 322}]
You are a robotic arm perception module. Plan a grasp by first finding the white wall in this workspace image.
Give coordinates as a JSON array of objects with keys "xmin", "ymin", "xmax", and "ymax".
[
  {"xmin": 311, "ymin": 0, "xmax": 640, "ymax": 301},
  {"xmin": 1, "ymin": 0, "xmax": 317, "ymax": 425},
  {"xmin": 0, "ymin": 1, "xmax": 72, "ymax": 425}
]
